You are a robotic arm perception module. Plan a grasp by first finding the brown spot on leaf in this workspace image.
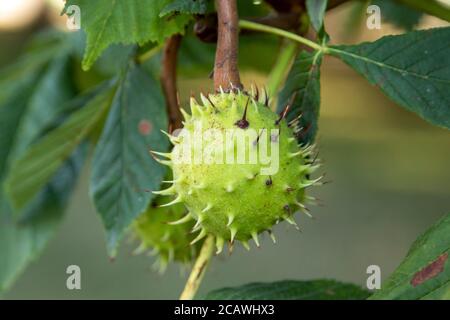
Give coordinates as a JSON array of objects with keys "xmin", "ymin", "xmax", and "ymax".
[
  {"xmin": 138, "ymin": 119, "xmax": 152, "ymax": 136},
  {"xmin": 410, "ymin": 252, "xmax": 448, "ymax": 287}
]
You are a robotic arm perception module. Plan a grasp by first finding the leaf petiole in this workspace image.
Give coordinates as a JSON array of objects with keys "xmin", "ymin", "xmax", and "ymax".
[{"xmin": 238, "ymin": 20, "xmax": 326, "ymax": 52}]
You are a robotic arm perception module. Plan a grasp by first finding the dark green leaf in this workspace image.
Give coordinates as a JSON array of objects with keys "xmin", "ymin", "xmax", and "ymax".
[
  {"xmin": 90, "ymin": 64, "xmax": 169, "ymax": 256},
  {"xmin": 64, "ymin": 0, "xmax": 191, "ymax": 70},
  {"xmin": 370, "ymin": 213, "xmax": 450, "ymax": 300},
  {"xmin": 5, "ymin": 85, "xmax": 114, "ymax": 213},
  {"xmin": 0, "ymin": 54, "xmax": 83, "ymax": 293},
  {"xmin": 0, "ymin": 146, "xmax": 86, "ymax": 293},
  {"xmin": 205, "ymin": 280, "xmax": 369, "ymax": 300},
  {"xmin": 306, "ymin": 0, "xmax": 328, "ymax": 32},
  {"xmin": 0, "ymin": 75, "xmax": 39, "ymax": 180},
  {"xmin": 277, "ymin": 50, "xmax": 323, "ymax": 145},
  {"xmin": 0, "ymin": 32, "xmax": 86, "ymax": 293},
  {"xmin": 0, "ymin": 31, "xmax": 69, "ymax": 106},
  {"xmin": 372, "ymin": 0, "xmax": 422, "ymax": 31},
  {"xmin": 329, "ymin": 27, "xmax": 450, "ymax": 129},
  {"xmin": 396, "ymin": 0, "xmax": 450, "ymax": 23},
  {"xmin": 8, "ymin": 55, "xmax": 76, "ymax": 160},
  {"xmin": 0, "ymin": 72, "xmax": 91, "ymax": 292},
  {"xmin": 0, "ymin": 197, "xmax": 61, "ymax": 294},
  {"xmin": 0, "ymin": 78, "xmax": 38, "ymax": 291},
  {"xmin": 1, "ymin": 33, "xmax": 77, "ymax": 202},
  {"xmin": 160, "ymin": 0, "xmax": 210, "ymax": 17}
]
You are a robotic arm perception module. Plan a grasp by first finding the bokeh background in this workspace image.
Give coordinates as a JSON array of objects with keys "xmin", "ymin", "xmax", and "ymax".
[{"xmin": 1, "ymin": 0, "xmax": 449, "ymax": 299}]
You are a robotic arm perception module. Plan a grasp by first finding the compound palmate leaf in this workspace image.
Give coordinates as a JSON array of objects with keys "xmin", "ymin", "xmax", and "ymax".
[
  {"xmin": 205, "ymin": 280, "xmax": 369, "ymax": 300},
  {"xmin": 64, "ymin": 0, "xmax": 191, "ymax": 70},
  {"xmin": 90, "ymin": 64, "xmax": 168, "ymax": 256},
  {"xmin": 277, "ymin": 50, "xmax": 323, "ymax": 145},
  {"xmin": 0, "ymin": 39, "xmax": 86, "ymax": 292},
  {"xmin": 329, "ymin": 27, "xmax": 450, "ymax": 129},
  {"xmin": 370, "ymin": 213, "xmax": 450, "ymax": 300}
]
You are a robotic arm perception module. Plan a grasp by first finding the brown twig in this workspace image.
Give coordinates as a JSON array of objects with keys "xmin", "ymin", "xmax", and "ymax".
[
  {"xmin": 214, "ymin": 0, "xmax": 242, "ymax": 92},
  {"xmin": 160, "ymin": 34, "xmax": 183, "ymax": 131}
]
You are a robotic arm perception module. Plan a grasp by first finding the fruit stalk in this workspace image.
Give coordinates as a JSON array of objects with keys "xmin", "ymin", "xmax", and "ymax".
[
  {"xmin": 214, "ymin": 0, "xmax": 243, "ymax": 91},
  {"xmin": 179, "ymin": 235, "xmax": 215, "ymax": 300}
]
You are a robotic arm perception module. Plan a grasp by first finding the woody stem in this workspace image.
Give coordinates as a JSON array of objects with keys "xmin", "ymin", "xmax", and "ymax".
[{"xmin": 213, "ymin": 0, "xmax": 243, "ymax": 92}]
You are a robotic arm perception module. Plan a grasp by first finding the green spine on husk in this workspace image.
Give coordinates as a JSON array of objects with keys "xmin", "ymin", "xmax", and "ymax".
[
  {"xmin": 133, "ymin": 196, "xmax": 201, "ymax": 272},
  {"xmin": 151, "ymin": 88, "xmax": 321, "ymax": 254}
]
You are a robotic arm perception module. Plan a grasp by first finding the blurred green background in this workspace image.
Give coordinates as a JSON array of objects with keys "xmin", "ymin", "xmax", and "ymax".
[{"xmin": 1, "ymin": 0, "xmax": 449, "ymax": 299}]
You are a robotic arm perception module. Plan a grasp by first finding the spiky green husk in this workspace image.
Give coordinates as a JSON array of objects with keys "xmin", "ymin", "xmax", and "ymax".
[
  {"xmin": 154, "ymin": 90, "xmax": 320, "ymax": 253},
  {"xmin": 133, "ymin": 197, "xmax": 200, "ymax": 271}
]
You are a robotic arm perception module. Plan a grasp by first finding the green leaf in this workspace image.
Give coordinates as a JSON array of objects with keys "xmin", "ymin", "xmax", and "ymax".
[
  {"xmin": 0, "ymin": 31, "xmax": 86, "ymax": 293},
  {"xmin": 306, "ymin": 0, "xmax": 328, "ymax": 32},
  {"xmin": 5, "ymin": 84, "xmax": 114, "ymax": 213},
  {"xmin": 277, "ymin": 50, "xmax": 323, "ymax": 145},
  {"xmin": 397, "ymin": 0, "xmax": 450, "ymax": 23},
  {"xmin": 0, "ymin": 31, "xmax": 70, "ymax": 104},
  {"xmin": 90, "ymin": 64, "xmax": 169, "ymax": 256},
  {"xmin": 64, "ymin": 0, "xmax": 191, "ymax": 70},
  {"xmin": 8, "ymin": 55, "xmax": 76, "ymax": 160},
  {"xmin": 160, "ymin": 0, "xmax": 209, "ymax": 17},
  {"xmin": 0, "ymin": 77, "xmax": 37, "ymax": 291},
  {"xmin": 329, "ymin": 27, "xmax": 450, "ymax": 129},
  {"xmin": 205, "ymin": 280, "xmax": 369, "ymax": 300},
  {"xmin": 372, "ymin": 0, "xmax": 422, "ymax": 31},
  {"xmin": 0, "ymin": 146, "xmax": 86, "ymax": 293},
  {"xmin": 370, "ymin": 213, "xmax": 450, "ymax": 300},
  {"xmin": 0, "ymin": 198, "xmax": 61, "ymax": 294},
  {"xmin": 0, "ymin": 32, "xmax": 76, "ymax": 185},
  {"xmin": 0, "ymin": 32, "xmax": 75, "ymax": 170},
  {"xmin": 0, "ymin": 70, "xmax": 90, "ymax": 292},
  {"xmin": 0, "ymin": 75, "xmax": 39, "ymax": 180}
]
